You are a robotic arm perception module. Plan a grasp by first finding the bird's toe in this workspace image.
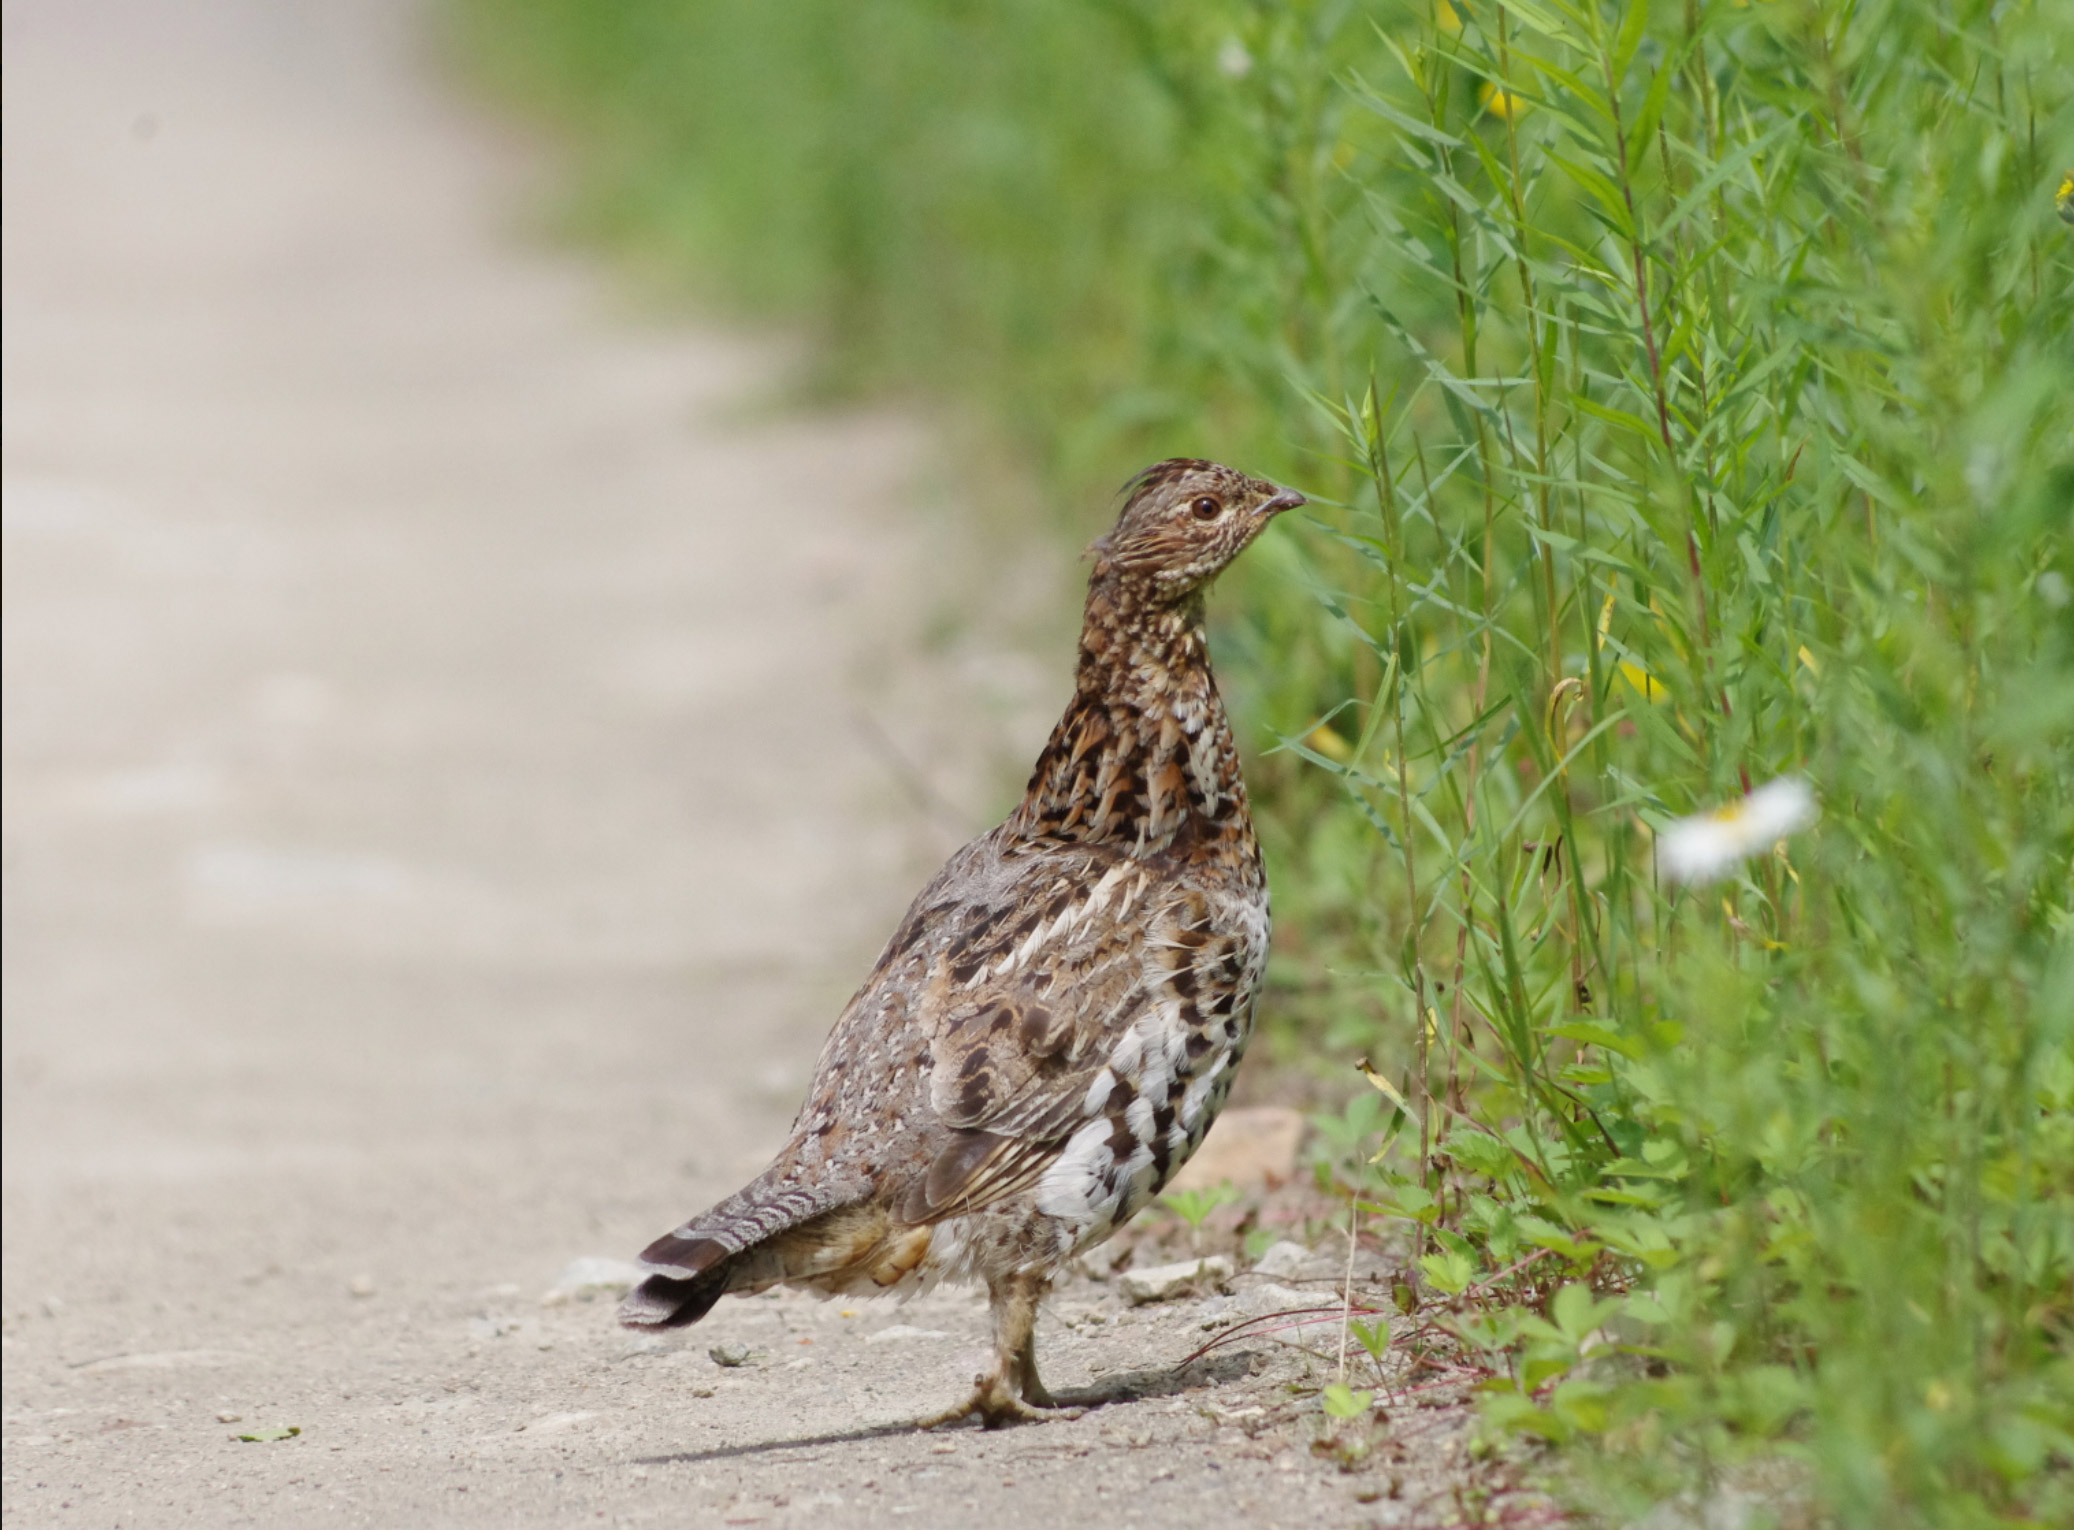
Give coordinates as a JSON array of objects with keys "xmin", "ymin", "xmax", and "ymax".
[{"xmin": 918, "ymin": 1374, "xmax": 1085, "ymax": 1430}]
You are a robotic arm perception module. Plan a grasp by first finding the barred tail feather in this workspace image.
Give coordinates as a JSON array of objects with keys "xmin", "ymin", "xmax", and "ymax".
[
  {"xmin": 616, "ymin": 1168, "xmax": 862, "ymax": 1331},
  {"xmin": 620, "ymin": 1264, "xmax": 730, "ymax": 1329}
]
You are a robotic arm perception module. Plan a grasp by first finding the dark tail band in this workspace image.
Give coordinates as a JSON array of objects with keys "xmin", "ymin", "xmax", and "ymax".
[
  {"xmin": 617, "ymin": 1168, "xmax": 867, "ymax": 1331},
  {"xmin": 617, "ymin": 1232, "xmax": 730, "ymax": 1329},
  {"xmin": 619, "ymin": 1268, "xmax": 730, "ymax": 1328}
]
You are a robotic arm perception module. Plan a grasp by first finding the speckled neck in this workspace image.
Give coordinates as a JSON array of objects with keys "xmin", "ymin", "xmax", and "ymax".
[{"xmin": 1009, "ymin": 574, "xmax": 1256, "ymax": 862}]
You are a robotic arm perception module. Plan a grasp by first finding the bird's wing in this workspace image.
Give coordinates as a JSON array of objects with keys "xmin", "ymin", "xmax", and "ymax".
[{"xmin": 896, "ymin": 843, "xmax": 1256, "ymax": 1224}]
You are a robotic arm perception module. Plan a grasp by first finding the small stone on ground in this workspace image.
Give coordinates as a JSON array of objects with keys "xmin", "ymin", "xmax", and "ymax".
[{"xmin": 1118, "ymin": 1255, "xmax": 1236, "ymax": 1305}]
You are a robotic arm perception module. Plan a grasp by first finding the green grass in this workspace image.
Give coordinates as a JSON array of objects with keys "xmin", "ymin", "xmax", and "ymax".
[{"xmin": 450, "ymin": 1, "xmax": 2074, "ymax": 1522}]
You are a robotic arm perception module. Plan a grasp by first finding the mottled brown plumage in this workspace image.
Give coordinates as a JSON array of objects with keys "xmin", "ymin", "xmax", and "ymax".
[{"xmin": 621, "ymin": 459, "xmax": 1303, "ymax": 1426}]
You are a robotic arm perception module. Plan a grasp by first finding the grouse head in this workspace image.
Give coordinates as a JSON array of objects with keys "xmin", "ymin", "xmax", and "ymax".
[{"xmin": 1090, "ymin": 458, "xmax": 1305, "ymax": 603}]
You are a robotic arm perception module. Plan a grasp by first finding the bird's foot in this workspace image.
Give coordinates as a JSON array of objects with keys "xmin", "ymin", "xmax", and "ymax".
[{"xmin": 918, "ymin": 1372, "xmax": 1086, "ymax": 1431}]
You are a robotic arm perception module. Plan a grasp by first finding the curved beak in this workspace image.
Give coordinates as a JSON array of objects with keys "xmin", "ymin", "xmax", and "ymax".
[{"xmin": 1261, "ymin": 486, "xmax": 1307, "ymax": 516}]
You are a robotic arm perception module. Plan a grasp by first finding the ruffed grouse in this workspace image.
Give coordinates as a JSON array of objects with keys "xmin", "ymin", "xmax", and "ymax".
[{"xmin": 621, "ymin": 459, "xmax": 1303, "ymax": 1426}]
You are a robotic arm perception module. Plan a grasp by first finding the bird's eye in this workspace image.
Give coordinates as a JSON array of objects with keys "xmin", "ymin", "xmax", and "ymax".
[{"xmin": 1191, "ymin": 495, "xmax": 1222, "ymax": 520}]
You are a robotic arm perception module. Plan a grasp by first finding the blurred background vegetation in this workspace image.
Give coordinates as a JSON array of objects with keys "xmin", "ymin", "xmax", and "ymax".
[{"xmin": 450, "ymin": 0, "xmax": 2070, "ymax": 1523}]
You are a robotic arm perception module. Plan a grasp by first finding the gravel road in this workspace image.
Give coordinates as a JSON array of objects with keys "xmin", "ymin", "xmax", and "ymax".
[{"xmin": 0, "ymin": 4, "xmax": 1518, "ymax": 1527}]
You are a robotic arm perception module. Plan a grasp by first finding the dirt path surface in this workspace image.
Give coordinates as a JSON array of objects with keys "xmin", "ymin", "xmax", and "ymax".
[{"xmin": 0, "ymin": 4, "xmax": 1489, "ymax": 1527}]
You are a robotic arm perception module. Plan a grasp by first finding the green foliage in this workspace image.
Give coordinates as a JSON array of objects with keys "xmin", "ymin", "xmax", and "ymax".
[
  {"xmin": 453, "ymin": 0, "xmax": 2073, "ymax": 1523},
  {"xmin": 1323, "ymin": 1380, "xmax": 1380, "ymax": 1419},
  {"xmin": 1350, "ymin": 1313, "xmax": 1393, "ymax": 1366},
  {"xmin": 1160, "ymin": 1180, "xmax": 1243, "ymax": 1230}
]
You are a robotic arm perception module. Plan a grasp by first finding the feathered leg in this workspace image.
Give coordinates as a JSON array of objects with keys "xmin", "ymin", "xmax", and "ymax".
[{"xmin": 919, "ymin": 1270, "xmax": 1084, "ymax": 1429}]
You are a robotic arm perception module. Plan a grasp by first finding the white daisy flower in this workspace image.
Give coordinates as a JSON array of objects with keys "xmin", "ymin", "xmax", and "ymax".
[{"xmin": 1656, "ymin": 775, "xmax": 1817, "ymax": 885}]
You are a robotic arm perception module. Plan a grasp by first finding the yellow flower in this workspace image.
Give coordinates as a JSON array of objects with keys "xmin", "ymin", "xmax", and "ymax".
[
  {"xmin": 1618, "ymin": 660, "xmax": 1667, "ymax": 702},
  {"xmin": 1305, "ymin": 722, "xmax": 1354, "ymax": 763},
  {"xmin": 1480, "ymin": 80, "xmax": 1529, "ymax": 121},
  {"xmin": 1598, "ymin": 593, "xmax": 1669, "ymax": 701},
  {"xmin": 2058, "ymin": 170, "xmax": 2074, "ymax": 225},
  {"xmin": 1438, "ymin": 0, "xmax": 1463, "ymax": 34}
]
